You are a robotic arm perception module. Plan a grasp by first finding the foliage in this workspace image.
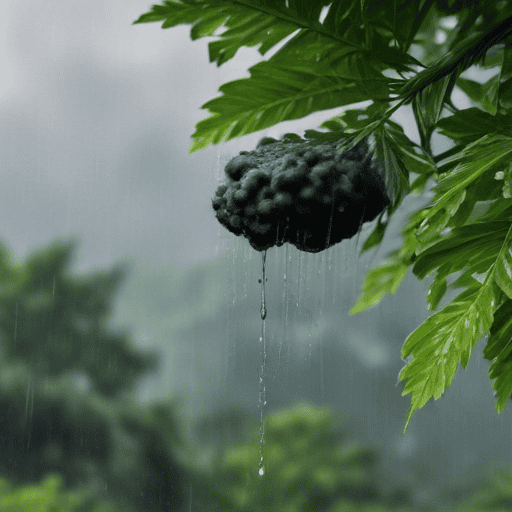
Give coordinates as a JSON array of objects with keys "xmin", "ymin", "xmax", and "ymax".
[
  {"xmin": 0, "ymin": 239, "xmax": 156, "ymax": 397},
  {"xmin": 134, "ymin": 0, "xmax": 512, "ymax": 431},
  {"xmin": 451, "ymin": 465, "xmax": 512, "ymax": 511},
  {"xmin": 192, "ymin": 403, "xmax": 416, "ymax": 511},
  {"xmin": 0, "ymin": 474, "xmax": 116, "ymax": 512},
  {"xmin": 0, "ymin": 240, "xmax": 190, "ymax": 512}
]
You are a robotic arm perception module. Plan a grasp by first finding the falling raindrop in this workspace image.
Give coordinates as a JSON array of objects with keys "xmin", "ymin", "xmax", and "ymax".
[
  {"xmin": 13, "ymin": 301, "xmax": 19, "ymax": 341},
  {"xmin": 354, "ymin": 206, "xmax": 366, "ymax": 256},
  {"xmin": 259, "ymin": 251, "xmax": 267, "ymax": 320},
  {"xmin": 303, "ymin": 251, "xmax": 309, "ymax": 295},
  {"xmin": 319, "ymin": 337, "xmax": 325, "ymax": 401},
  {"xmin": 232, "ymin": 240, "xmax": 237, "ymax": 308},
  {"xmin": 296, "ymin": 249, "xmax": 303, "ymax": 308},
  {"xmin": 278, "ymin": 244, "xmax": 290, "ymax": 368},
  {"xmin": 24, "ymin": 374, "xmax": 34, "ymax": 449},
  {"xmin": 325, "ymin": 202, "xmax": 335, "ymax": 249},
  {"xmin": 243, "ymin": 244, "xmax": 251, "ymax": 300},
  {"xmin": 258, "ymin": 250, "xmax": 267, "ymax": 476}
]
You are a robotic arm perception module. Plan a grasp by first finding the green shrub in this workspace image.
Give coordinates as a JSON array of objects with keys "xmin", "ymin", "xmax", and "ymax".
[{"xmin": 0, "ymin": 474, "xmax": 116, "ymax": 512}]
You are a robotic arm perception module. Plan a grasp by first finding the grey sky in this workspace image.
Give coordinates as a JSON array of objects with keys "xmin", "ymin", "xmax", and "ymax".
[{"xmin": 1, "ymin": 0, "xmax": 258, "ymax": 274}]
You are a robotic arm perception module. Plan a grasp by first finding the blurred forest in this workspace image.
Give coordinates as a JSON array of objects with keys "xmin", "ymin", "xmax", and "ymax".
[{"xmin": 1, "ymin": 237, "xmax": 512, "ymax": 511}]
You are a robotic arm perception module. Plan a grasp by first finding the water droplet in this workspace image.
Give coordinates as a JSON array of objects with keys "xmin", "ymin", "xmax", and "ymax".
[
  {"xmin": 260, "ymin": 251, "xmax": 267, "ymax": 320},
  {"xmin": 258, "ymin": 465, "xmax": 265, "ymax": 476},
  {"xmin": 259, "ymin": 251, "xmax": 267, "ymax": 478}
]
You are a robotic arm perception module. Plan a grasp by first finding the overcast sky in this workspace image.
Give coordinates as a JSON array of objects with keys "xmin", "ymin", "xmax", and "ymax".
[
  {"xmin": 0, "ymin": 0, "xmax": 266, "ymax": 276},
  {"xmin": 1, "ymin": 0, "xmax": 389, "ymax": 278}
]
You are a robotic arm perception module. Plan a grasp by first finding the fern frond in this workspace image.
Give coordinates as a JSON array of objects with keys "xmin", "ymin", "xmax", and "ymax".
[
  {"xmin": 134, "ymin": 0, "xmax": 365, "ymax": 66},
  {"xmin": 190, "ymin": 59, "xmax": 391, "ymax": 152}
]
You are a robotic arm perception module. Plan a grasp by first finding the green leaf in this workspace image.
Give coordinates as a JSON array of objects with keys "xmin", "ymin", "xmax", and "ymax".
[
  {"xmin": 190, "ymin": 60, "xmax": 378, "ymax": 152},
  {"xmin": 497, "ymin": 162, "xmax": 512, "ymax": 198},
  {"xmin": 493, "ymin": 222, "xmax": 512, "ymax": 299},
  {"xmin": 409, "ymin": 173, "xmax": 432, "ymax": 195},
  {"xmin": 414, "ymin": 192, "xmax": 465, "ymax": 246},
  {"xmin": 207, "ymin": 11, "xmax": 298, "ymax": 66},
  {"xmin": 318, "ymin": 102, "xmax": 389, "ymax": 132},
  {"xmin": 391, "ymin": 0, "xmax": 427, "ymax": 51},
  {"xmin": 189, "ymin": 12, "xmax": 227, "ymax": 40},
  {"xmin": 349, "ymin": 253, "xmax": 409, "ymax": 315},
  {"xmin": 497, "ymin": 45, "xmax": 512, "ymax": 109},
  {"xmin": 134, "ymin": 0, "xmax": 361, "ymax": 67},
  {"xmin": 478, "ymin": 199, "xmax": 512, "ymax": 224},
  {"xmin": 404, "ymin": 212, "xmax": 512, "ymax": 425},
  {"xmin": 484, "ymin": 299, "xmax": 512, "ymax": 412},
  {"xmin": 400, "ymin": 282, "xmax": 498, "ymax": 432},
  {"xmin": 482, "ymin": 74, "xmax": 501, "ymax": 115},
  {"xmin": 500, "ymin": 77, "xmax": 512, "ymax": 109},
  {"xmin": 350, "ymin": 221, "xmax": 417, "ymax": 314},
  {"xmin": 360, "ymin": 214, "xmax": 388, "ymax": 253},
  {"xmin": 415, "ymin": 134, "xmax": 512, "ymax": 245},
  {"xmin": 449, "ymin": 271, "xmax": 483, "ymax": 291},
  {"xmin": 426, "ymin": 271, "xmax": 447, "ymax": 311},
  {"xmin": 372, "ymin": 124, "xmax": 412, "ymax": 210},
  {"xmin": 445, "ymin": 168, "xmax": 504, "ymax": 229},
  {"xmin": 400, "ymin": 14, "xmax": 512, "ymax": 104},
  {"xmin": 384, "ymin": 120, "xmax": 437, "ymax": 177},
  {"xmin": 436, "ymin": 108, "xmax": 512, "ymax": 145},
  {"xmin": 413, "ymin": 221, "xmax": 512, "ymax": 281},
  {"xmin": 456, "ymin": 77, "xmax": 484, "ymax": 103},
  {"xmin": 446, "ymin": 191, "xmax": 476, "ymax": 227},
  {"xmin": 456, "ymin": 46, "xmax": 504, "ymax": 115},
  {"xmin": 133, "ymin": 0, "xmax": 201, "ymax": 26},
  {"xmin": 437, "ymin": 108, "xmax": 512, "ymax": 144},
  {"xmin": 484, "ymin": 299, "xmax": 512, "ymax": 362},
  {"xmin": 436, "ymin": 135, "xmax": 512, "ymax": 193},
  {"xmin": 413, "ymin": 74, "xmax": 454, "ymax": 150}
]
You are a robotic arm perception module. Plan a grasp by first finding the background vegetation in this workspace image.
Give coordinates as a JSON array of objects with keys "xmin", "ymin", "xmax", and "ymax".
[
  {"xmin": 3, "ymin": 0, "xmax": 512, "ymax": 510},
  {"xmin": 0, "ymin": 238, "xmax": 511, "ymax": 511}
]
